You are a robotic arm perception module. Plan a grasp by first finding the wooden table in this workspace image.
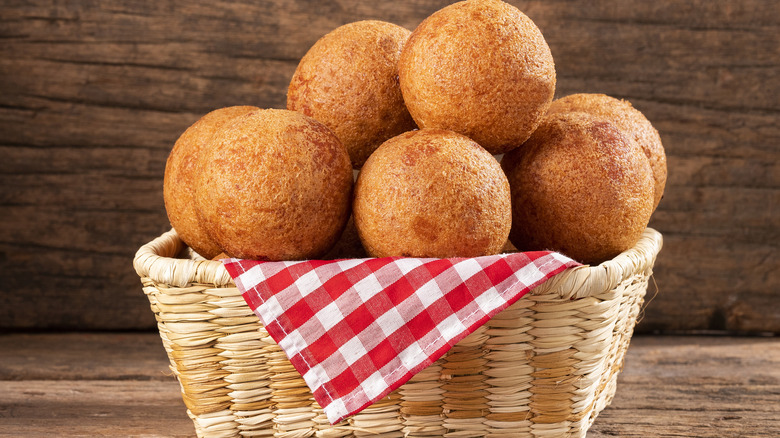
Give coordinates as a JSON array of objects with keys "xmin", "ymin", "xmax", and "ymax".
[{"xmin": 1, "ymin": 333, "xmax": 777, "ymax": 437}]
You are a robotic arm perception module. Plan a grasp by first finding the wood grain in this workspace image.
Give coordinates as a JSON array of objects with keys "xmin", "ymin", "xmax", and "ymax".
[
  {"xmin": 589, "ymin": 336, "xmax": 780, "ymax": 437},
  {"xmin": 1, "ymin": 333, "xmax": 777, "ymax": 437},
  {"xmin": 0, "ymin": 381, "xmax": 194, "ymax": 437},
  {"xmin": 0, "ymin": 0, "xmax": 778, "ymax": 331},
  {"xmin": 0, "ymin": 333, "xmax": 193, "ymax": 437}
]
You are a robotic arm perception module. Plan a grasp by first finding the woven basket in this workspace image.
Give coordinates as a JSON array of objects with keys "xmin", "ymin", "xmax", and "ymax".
[{"xmin": 134, "ymin": 228, "xmax": 662, "ymax": 438}]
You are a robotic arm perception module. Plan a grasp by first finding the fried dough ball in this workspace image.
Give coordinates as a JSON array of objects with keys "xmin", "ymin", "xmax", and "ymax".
[
  {"xmin": 547, "ymin": 93, "xmax": 667, "ymax": 210},
  {"xmin": 194, "ymin": 109, "xmax": 353, "ymax": 260},
  {"xmin": 164, "ymin": 105, "xmax": 259, "ymax": 259},
  {"xmin": 502, "ymin": 112, "xmax": 654, "ymax": 264},
  {"xmin": 322, "ymin": 216, "xmax": 368, "ymax": 260},
  {"xmin": 287, "ymin": 20, "xmax": 416, "ymax": 168},
  {"xmin": 354, "ymin": 129, "xmax": 512, "ymax": 258},
  {"xmin": 398, "ymin": 0, "xmax": 556, "ymax": 155}
]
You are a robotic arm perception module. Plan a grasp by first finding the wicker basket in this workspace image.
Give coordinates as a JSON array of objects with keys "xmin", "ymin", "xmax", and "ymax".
[{"xmin": 134, "ymin": 228, "xmax": 662, "ymax": 438}]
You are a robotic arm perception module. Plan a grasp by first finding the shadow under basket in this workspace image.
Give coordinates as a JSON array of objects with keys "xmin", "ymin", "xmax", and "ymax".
[{"xmin": 133, "ymin": 228, "xmax": 662, "ymax": 438}]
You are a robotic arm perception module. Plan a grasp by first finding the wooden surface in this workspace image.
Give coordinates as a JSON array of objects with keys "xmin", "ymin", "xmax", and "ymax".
[
  {"xmin": 0, "ymin": 0, "xmax": 778, "ymax": 331},
  {"xmin": 1, "ymin": 333, "xmax": 778, "ymax": 437}
]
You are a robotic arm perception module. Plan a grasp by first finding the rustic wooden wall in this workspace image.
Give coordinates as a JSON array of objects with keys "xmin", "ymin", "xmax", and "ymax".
[{"xmin": 1, "ymin": 0, "xmax": 777, "ymax": 332}]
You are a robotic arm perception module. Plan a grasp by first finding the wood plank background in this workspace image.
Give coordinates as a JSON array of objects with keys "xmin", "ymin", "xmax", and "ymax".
[{"xmin": 1, "ymin": 0, "xmax": 778, "ymax": 332}]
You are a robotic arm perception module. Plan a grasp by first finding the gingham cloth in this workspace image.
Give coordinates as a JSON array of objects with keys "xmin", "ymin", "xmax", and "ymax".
[{"xmin": 222, "ymin": 251, "xmax": 578, "ymax": 424}]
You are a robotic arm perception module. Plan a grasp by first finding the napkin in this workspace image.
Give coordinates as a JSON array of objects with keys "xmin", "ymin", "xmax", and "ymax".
[{"xmin": 223, "ymin": 251, "xmax": 577, "ymax": 424}]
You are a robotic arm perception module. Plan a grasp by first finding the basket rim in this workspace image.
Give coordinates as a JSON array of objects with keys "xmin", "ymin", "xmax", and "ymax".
[{"xmin": 133, "ymin": 228, "xmax": 662, "ymax": 299}]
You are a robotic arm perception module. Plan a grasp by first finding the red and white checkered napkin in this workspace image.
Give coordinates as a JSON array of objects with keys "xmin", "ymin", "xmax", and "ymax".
[{"xmin": 222, "ymin": 251, "xmax": 578, "ymax": 424}]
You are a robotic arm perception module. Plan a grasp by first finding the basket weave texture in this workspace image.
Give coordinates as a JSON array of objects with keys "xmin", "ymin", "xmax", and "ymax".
[{"xmin": 134, "ymin": 228, "xmax": 662, "ymax": 438}]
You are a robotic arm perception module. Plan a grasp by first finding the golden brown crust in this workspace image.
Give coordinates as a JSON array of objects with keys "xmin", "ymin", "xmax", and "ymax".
[
  {"xmin": 502, "ymin": 112, "xmax": 654, "ymax": 264},
  {"xmin": 353, "ymin": 128, "xmax": 512, "ymax": 258},
  {"xmin": 287, "ymin": 20, "xmax": 416, "ymax": 168},
  {"xmin": 163, "ymin": 105, "xmax": 259, "ymax": 259},
  {"xmin": 194, "ymin": 109, "xmax": 353, "ymax": 260},
  {"xmin": 398, "ymin": 0, "xmax": 556, "ymax": 155},
  {"xmin": 547, "ymin": 93, "xmax": 667, "ymax": 210}
]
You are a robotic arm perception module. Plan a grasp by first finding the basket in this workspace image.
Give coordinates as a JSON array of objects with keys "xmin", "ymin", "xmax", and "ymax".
[{"xmin": 134, "ymin": 228, "xmax": 662, "ymax": 438}]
